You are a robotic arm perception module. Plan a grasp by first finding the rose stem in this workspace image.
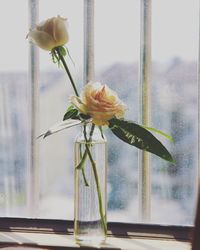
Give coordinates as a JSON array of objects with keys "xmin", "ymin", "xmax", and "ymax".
[
  {"xmin": 56, "ymin": 46, "xmax": 106, "ymax": 232},
  {"xmin": 55, "ymin": 47, "xmax": 101, "ymax": 213},
  {"xmin": 76, "ymin": 124, "xmax": 95, "ymax": 170},
  {"xmin": 79, "ymin": 144, "xmax": 89, "ymax": 186},
  {"xmin": 55, "ymin": 47, "xmax": 79, "ymax": 97},
  {"xmin": 83, "ymin": 124, "xmax": 107, "ymax": 235},
  {"xmin": 55, "ymin": 47, "xmax": 93, "ymax": 187}
]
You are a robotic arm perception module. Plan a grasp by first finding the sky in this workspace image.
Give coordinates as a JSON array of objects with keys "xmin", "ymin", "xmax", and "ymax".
[{"xmin": 0, "ymin": 0, "xmax": 199, "ymax": 72}]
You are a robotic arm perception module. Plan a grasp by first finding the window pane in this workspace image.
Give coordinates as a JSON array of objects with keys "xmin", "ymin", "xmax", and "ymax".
[
  {"xmin": 0, "ymin": 0, "xmax": 198, "ymax": 226},
  {"xmin": 151, "ymin": 0, "xmax": 199, "ymax": 225},
  {"xmin": 0, "ymin": 0, "xmax": 29, "ymax": 217},
  {"xmin": 95, "ymin": 0, "xmax": 140, "ymax": 222},
  {"xmin": 38, "ymin": 0, "xmax": 84, "ymax": 219},
  {"xmin": 38, "ymin": 0, "xmax": 140, "ymax": 221}
]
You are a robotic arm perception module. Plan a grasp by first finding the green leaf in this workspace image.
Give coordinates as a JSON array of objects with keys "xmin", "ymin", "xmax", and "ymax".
[
  {"xmin": 141, "ymin": 125, "xmax": 174, "ymax": 142},
  {"xmin": 108, "ymin": 118, "xmax": 175, "ymax": 163},
  {"xmin": 51, "ymin": 51, "xmax": 56, "ymax": 64},
  {"xmin": 38, "ymin": 119, "xmax": 82, "ymax": 139},
  {"xmin": 66, "ymin": 47, "xmax": 75, "ymax": 66},
  {"xmin": 59, "ymin": 46, "xmax": 67, "ymax": 57},
  {"xmin": 67, "ymin": 105, "xmax": 74, "ymax": 111},
  {"xmin": 51, "ymin": 49, "xmax": 61, "ymax": 67},
  {"xmin": 63, "ymin": 106, "xmax": 79, "ymax": 120},
  {"xmin": 76, "ymin": 150, "xmax": 88, "ymax": 170}
]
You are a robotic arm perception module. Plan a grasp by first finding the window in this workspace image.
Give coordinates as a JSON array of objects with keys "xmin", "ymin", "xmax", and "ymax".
[
  {"xmin": 0, "ymin": 0, "xmax": 199, "ymax": 229},
  {"xmin": 0, "ymin": 0, "xmax": 29, "ymax": 217}
]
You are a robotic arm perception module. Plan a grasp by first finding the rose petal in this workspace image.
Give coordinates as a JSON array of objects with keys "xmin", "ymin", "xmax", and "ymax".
[
  {"xmin": 27, "ymin": 30, "xmax": 56, "ymax": 51},
  {"xmin": 70, "ymin": 96, "xmax": 88, "ymax": 114},
  {"xmin": 53, "ymin": 16, "xmax": 69, "ymax": 46},
  {"xmin": 27, "ymin": 16, "xmax": 69, "ymax": 51},
  {"xmin": 70, "ymin": 82, "xmax": 127, "ymax": 125}
]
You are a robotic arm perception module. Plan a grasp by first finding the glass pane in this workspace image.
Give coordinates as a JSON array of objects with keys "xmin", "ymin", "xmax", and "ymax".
[
  {"xmin": 38, "ymin": 0, "xmax": 140, "ymax": 221},
  {"xmin": 38, "ymin": 0, "xmax": 140, "ymax": 222},
  {"xmin": 95, "ymin": 0, "xmax": 140, "ymax": 222},
  {"xmin": 0, "ymin": 0, "xmax": 198, "ymax": 227},
  {"xmin": 38, "ymin": 0, "xmax": 84, "ymax": 219},
  {"xmin": 151, "ymin": 0, "xmax": 199, "ymax": 225},
  {"xmin": 0, "ymin": 0, "xmax": 29, "ymax": 217}
]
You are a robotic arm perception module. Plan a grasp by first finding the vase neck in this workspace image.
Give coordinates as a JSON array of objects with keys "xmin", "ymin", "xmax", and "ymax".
[
  {"xmin": 82, "ymin": 123, "xmax": 96, "ymax": 138},
  {"xmin": 79, "ymin": 123, "xmax": 106, "ymax": 143}
]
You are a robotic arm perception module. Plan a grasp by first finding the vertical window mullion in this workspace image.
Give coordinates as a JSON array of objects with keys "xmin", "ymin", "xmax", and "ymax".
[
  {"xmin": 27, "ymin": 0, "xmax": 39, "ymax": 216},
  {"xmin": 139, "ymin": 0, "xmax": 152, "ymax": 222},
  {"xmin": 83, "ymin": 0, "xmax": 95, "ymax": 84}
]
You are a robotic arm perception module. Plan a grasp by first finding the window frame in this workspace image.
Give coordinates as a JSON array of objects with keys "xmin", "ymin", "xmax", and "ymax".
[
  {"xmin": 0, "ymin": 218, "xmax": 193, "ymax": 249},
  {"xmin": 0, "ymin": 2, "xmax": 198, "ymax": 249},
  {"xmin": 9, "ymin": 0, "xmax": 200, "ymax": 230}
]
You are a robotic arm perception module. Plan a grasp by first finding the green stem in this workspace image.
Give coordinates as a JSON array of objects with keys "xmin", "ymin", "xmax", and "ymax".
[
  {"xmin": 83, "ymin": 124, "xmax": 107, "ymax": 235},
  {"xmin": 55, "ymin": 47, "xmax": 79, "ymax": 97},
  {"xmin": 76, "ymin": 124, "xmax": 95, "ymax": 170},
  {"xmin": 54, "ymin": 47, "xmax": 106, "ymax": 232},
  {"xmin": 89, "ymin": 123, "xmax": 95, "ymax": 137},
  {"xmin": 81, "ymin": 168, "xmax": 89, "ymax": 187},
  {"xmin": 55, "ymin": 47, "xmax": 91, "ymax": 186},
  {"xmin": 76, "ymin": 149, "xmax": 88, "ymax": 170},
  {"xmin": 79, "ymin": 144, "xmax": 89, "ymax": 186}
]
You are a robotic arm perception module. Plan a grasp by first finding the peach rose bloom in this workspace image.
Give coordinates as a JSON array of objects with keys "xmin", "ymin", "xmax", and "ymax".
[
  {"xmin": 70, "ymin": 82, "xmax": 126, "ymax": 126},
  {"xmin": 27, "ymin": 15, "xmax": 69, "ymax": 51}
]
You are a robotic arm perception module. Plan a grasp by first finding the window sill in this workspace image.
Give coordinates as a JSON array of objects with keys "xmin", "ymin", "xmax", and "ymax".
[{"xmin": 0, "ymin": 218, "xmax": 193, "ymax": 250}]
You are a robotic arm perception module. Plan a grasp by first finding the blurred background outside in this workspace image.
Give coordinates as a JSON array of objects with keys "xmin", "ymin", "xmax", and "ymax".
[{"xmin": 0, "ymin": 0, "xmax": 199, "ymax": 225}]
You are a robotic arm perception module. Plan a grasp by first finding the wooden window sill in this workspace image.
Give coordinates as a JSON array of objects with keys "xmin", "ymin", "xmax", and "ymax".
[
  {"xmin": 0, "ymin": 232, "xmax": 191, "ymax": 250},
  {"xmin": 0, "ymin": 218, "xmax": 193, "ymax": 250}
]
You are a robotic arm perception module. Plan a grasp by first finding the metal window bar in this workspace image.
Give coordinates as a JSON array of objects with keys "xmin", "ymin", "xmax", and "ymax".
[
  {"xmin": 27, "ymin": 0, "xmax": 39, "ymax": 216},
  {"xmin": 139, "ymin": 0, "xmax": 152, "ymax": 222},
  {"xmin": 83, "ymin": 0, "xmax": 95, "ymax": 84}
]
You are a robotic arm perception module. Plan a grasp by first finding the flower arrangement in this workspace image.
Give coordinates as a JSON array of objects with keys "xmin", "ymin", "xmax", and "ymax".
[{"xmin": 27, "ymin": 15, "xmax": 174, "ymax": 243}]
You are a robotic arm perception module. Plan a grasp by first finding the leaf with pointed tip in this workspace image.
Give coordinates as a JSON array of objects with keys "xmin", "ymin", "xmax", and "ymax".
[
  {"xmin": 63, "ymin": 106, "xmax": 79, "ymax": 121},
  {"xmin": 108, "ymin": 118, "xmax": 175, "ymax": 163},
  {"xmin": 66, "ymin": 47, "xmax": 75, "ymax": 66},
  {"xmin": 38, "ymin": 119, "xmax": 82, "ymax": 139},
  {"xmin": 140, "ymin": 125, "xmax": 174, "ymax": 142}
]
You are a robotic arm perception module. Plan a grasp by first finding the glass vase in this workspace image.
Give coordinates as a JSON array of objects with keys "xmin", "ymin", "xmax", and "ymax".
[{"xmin": 74, "ymin": 123, "xmax": 107, "ymax": 246}]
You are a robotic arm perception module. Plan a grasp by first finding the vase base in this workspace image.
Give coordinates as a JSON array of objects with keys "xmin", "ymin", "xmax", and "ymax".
[{"xmin": 75, "ymin": 235, "xmax": 106, "ymax": 247}]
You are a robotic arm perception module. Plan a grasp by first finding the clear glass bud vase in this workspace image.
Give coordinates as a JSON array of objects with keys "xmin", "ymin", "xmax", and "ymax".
[{"xmin": 74, "ymin": 123, "xmax": 107, "ymax": 246}]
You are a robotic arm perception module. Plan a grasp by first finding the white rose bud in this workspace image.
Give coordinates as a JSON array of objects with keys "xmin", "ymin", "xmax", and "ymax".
[
  {"xmin": 70, "ymin": 82, "xmax": 127, "ymax": 126},
  {"xmin": 27, "ymin": 15, "xmax": 69, "ymax": 51}
]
